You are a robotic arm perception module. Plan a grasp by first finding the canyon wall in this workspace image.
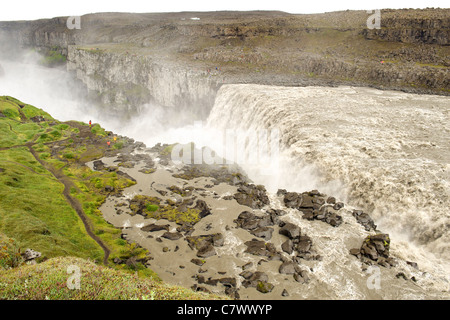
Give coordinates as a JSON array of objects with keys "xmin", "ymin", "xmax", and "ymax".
[
  {"xmin": 363, "ymin": 9, "xmax": 450, "ymax": 45},
  {"xmin": 66, "ymin": 46, "xmax": 221, "ymax": 117},
  {"xmin": 0, "ymin": 9, "xmax": 448, "ymax": 116}
]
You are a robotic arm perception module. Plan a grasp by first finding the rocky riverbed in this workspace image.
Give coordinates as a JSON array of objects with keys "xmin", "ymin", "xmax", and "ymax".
[{"xmin": 88, "ymin": 140, "xmax": 448, "ymax": 300}]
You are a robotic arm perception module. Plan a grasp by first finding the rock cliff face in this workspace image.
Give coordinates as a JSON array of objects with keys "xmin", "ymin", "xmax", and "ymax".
[
  {"xmin": 1, "ymin": 9, "xmax": 449, "ymax": 115},
  {"xmin": 67, "ymin": 46, "xmax": 221, "ymax": 117},
  {"xmin": 363, "ymin": 9, "xmax": 450, "ymax": 45}
]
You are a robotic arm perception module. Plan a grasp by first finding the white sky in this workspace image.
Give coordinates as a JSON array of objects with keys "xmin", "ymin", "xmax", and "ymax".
[{"xmin": 0, "ymin": 0, "xmax": 448, "ymax": 21}]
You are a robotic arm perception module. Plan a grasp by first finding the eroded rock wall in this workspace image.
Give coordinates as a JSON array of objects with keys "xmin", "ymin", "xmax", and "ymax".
[{"xmin": 67, "ymin": 47, "xmax": 221, "ymax": 116}]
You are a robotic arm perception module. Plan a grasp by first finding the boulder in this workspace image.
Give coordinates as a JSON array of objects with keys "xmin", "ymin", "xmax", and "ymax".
[
  {"xmin": 241, "ymin": 271, "xmax": 269, "ymax": 288},
  {"xmin": 244, "ymin": 239, "xmax": 280, "ymax": 260},
  {"xmin": 293, "ymin": 270, "xmax": 310, "ymax": 284},
  {"xmin": 249, "ymin": 227, "xmax": 274, "ymax": 240},
  {"xmin": 218, "ymin": 277, "xmax": 237, "ymax": 287},
  {"xmin": 162, "ymin": 231, "xmax": 183, "ymax": 240},
  {"xmin": 196, "ymin": 244, "xmax": 216, "ymax": 258},
  {"xmin": 104, "ymin": 185, "xmax": 114, "ymax": 192},
  {"xmin": 244, "ymin": 239, "xmax": 269, "ymax": 257},
  {"xmin": 358, "ymin": 233, "xmax": 392, "ymax": 266},
  {"xmin": 352, "ymin": 210, "xmax": 377, "ymax": 231},
  {"xmin": 279, "ymin": 222, "xmax": 301, "ymax": 239},
  {"xmin": 333, "ymin": 202, "xmax": 345, "ymax": 210},
  {"xmin": 278, "ymin": 261, "xmax": 298, "ymax": 275},
  {"xmin": 193, "ymin": 199, "xmax": 212, "ymax": 218},
  {"xmin": 22, "ymin": 249, "xmax": 41, "ymax": 262},
  {"xmin": 186, "ymin": 233, "xmax": 224, "ymax": 250},
  {"xmin": 234, "ymin": 183, "xmax": 270, "ymax": 209},
  {"xmin": 93, "ymin": 160, "xmax": 106, "ymax": 171},
  {"xmin": 283, "ymin": 192, "xmax": 302, "ymax": 208},
  {"xmin": 234, "ymin": 210, "xmax": 275, "ymax": 232},
  {"xmin": 141, "ymin": 223, "xmax": 170, "ymax": 232},
  {"xmin": 191, "ymin": 258, "xmax": 206, "ymax": 266},
  {"xmin": 257, "ymin": 281, "xmax": 274, "ymax": 293},
  {"xmin": 281, "ymin": 239, "xmax": 294, "ymax": 254},
  {"xmin": 296, "ymin": 236, "xmax": 312, "ymax": 254}
]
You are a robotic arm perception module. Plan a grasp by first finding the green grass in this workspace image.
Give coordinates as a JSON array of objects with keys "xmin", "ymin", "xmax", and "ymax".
[
  {"xmin": 39, "ymin": 50, "xmax": 67, "ymax": 67},
  {"xmin": 90, "ymin": 123, "xmax": 108, "ymax": 137},
  {"xmin": 0, "ymin": 256, "xmax": 227, "ymax": 300},
  {"xmin": 0, "ymin": 95, "xmax": 225, "ymax": 300},
  {"xmin": 0, "ymin": 96, "xmax": 137, "ymax": 264},
  {"xmin": 0, "ymin": 148, "xmax": 103, "ymax": 261}
]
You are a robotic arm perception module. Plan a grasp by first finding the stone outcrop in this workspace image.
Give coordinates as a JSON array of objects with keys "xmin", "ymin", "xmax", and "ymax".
[
  {"xmin": 66, "ymin": 46, "xmax": 221, "ymax": 117},
  {"xmin": 350, "ymin": 233, "xmax": 397, "ymax": 268},
  {"xmin": 363, "ymin": 9, "xmax": 450, "ymax": 45},
  {"xmin": 234, "ymin": 183, "xmax": 270, "ymax": 209},
  {"xmin": 21, "ymin": 249, "xmax": 41, "ymax": 265},
  {"xmin": 281, "ymin": 189, "xmax": 344, "ymax": 227}
]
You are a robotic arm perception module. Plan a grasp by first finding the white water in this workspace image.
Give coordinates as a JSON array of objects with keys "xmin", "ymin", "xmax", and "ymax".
[
  {"xmin": 1, "ymin": 59, "xmax": 449, "ymax": 298},
  {"xmin": 204, "ymin": 84, "xmax": 450, "ymax": 293}
]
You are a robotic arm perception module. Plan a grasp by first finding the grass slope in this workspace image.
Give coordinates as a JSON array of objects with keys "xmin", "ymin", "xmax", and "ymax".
[
  {"xmin": 0, "ymin": 96, "xmax": 224, "ymax": 299},
  {"xmin": 0, "ymin": 256, "xmax": 225, "ymax": 300}
]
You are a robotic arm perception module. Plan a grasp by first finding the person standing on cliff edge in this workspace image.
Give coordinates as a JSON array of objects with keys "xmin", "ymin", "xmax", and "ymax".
[{"xmin": 89, "ymin": 120, "xmax": 92, "ymax": 128}]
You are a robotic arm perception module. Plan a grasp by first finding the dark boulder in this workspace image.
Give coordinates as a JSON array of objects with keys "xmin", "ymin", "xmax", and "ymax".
[
  {"xmin": 283, "ymin": 192, "xmax": 302, "ymax": 208},
  {"xmin": 234, "ymin": 210, "xmax": 275, "ymax": 231},
  {"xmin": 249, "ymin": 227, "xmax": 274, "ymax": 240},
  {"xmin": 352, "ymin": 210, "xmax": 377, "ymax": 231},
  {"xmin": 162, "ymin": 231, "xmax": 183, "ymax": 240},
  {"xmin": 186, "ymin": 233, "xmax": 224, "ymax": 258},
  {"xmin": 141, "ymin": 223, "xmax": 170, "ymax": 232},
  {"xmin": 93, "ymin": 160, "xmax": 106, "ymax": 171},
  {"xmin": 356, "ymin": 233, "xmax": 397, "ymax": 267},
  {"xmin": 281, "ymin": 239, "xmax": 294, "ymax": 254},
  {"xmin": 293, "ymin": 269, "xmax": 310, "ymax": 284},
  {"xmin": 296, "ymin": 236, "xmax": 313, "ymax": 254},
  {"xmin": 196, "ymin": 244, "xmax": 216, "ymax": 258},
  {"xmin": 241, "ymin": 271, "xmax": 269, "ymax": 288},
  {"xmin": 193, "ymin": 199, "xmax": 212, "ymax": 218},
  {"xmin": 234, "ymin": 183, "xmax": 270, "ymax": 209},
  {"xmin": 279, "ymin": 222, "xmax": 301, "ymax": 239},
  {"xmin": 279, "ymin": 261, "xmax": 301, "ymax": 275},
  {"xmin": 244, "ymin": 239, "xmax": 280, "ymax": 260},
  {"xmin": 191, "ymin": 258, "xmax": 206, "ymax": 266}
]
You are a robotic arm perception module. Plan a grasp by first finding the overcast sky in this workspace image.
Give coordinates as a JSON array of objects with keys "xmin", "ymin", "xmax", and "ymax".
[{"xmin": 0, "ymin": 0, "xmax": 448, "ymax": 21}]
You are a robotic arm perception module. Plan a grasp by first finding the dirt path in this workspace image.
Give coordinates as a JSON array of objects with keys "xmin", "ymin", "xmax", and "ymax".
[{"xmin": 26, "ymin": 143, "xmax": 111, "ymax": 265}]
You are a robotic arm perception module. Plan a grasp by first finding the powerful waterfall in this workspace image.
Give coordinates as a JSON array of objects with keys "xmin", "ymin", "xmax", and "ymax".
[{"xmin": 1, "ymin": 59, "xmax": 449, "ymax": 298}]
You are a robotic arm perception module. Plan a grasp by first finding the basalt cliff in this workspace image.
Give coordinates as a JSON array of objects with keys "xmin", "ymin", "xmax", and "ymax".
[{"xmin": 0, "ymin": 9, "xmax": 449, "ymax": 115}]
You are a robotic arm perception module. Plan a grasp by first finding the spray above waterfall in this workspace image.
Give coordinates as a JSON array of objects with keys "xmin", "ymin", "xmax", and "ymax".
[{"xmin": 170, "ymin": 120, "xmax": 280, "ymax": 176}]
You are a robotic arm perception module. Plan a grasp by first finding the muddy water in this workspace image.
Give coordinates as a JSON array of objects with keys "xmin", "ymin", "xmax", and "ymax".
[
  {"xmin": 205, "ymin": 84, "xmax": 450, "ymax": 292},
  {"xmin": 91, "ymin": 149, "xmax": 448, "ymax": 300}
]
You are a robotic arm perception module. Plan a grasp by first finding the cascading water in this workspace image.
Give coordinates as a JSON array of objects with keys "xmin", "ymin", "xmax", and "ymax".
[
  {"xmin": 205, "ymin": 84, "xmax": 450, "ymax": 295},
  {"xmin": 2, "ymin": 54, "xmax": 449, "ymax": 298}
]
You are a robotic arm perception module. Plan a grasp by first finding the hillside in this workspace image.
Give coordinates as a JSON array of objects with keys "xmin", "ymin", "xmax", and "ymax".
[
  {"xmin": 0, "ymin": 256, "xmax": 224, "ymax": 299},
  {"xmin": 0, "ymin": 95, "xmax": 224, "ymax": 299}
]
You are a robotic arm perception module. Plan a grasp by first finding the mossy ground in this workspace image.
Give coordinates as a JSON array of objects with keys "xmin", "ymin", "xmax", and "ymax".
[
  {"xmin": 129, "ymin": 195, "xmax": 201, "ymax": 226},
  {"xmin": 0, "ymin": 96, "xmax": 222, "ymax": 299},
  {"xmin": 0, "ymin": 256, "xmax": 226, "ymax": 300}
]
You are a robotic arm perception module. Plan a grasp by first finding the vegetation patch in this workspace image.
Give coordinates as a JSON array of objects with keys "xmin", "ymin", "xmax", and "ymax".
[{"xmin": 0, "ymin": 256, "xmax": 226, "ymax": 300}]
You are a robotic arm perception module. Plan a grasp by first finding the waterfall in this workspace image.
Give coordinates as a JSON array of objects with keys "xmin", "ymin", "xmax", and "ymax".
[{"xmin": 205, "ymin": 84, "xmax": 450, "ymax": 281}]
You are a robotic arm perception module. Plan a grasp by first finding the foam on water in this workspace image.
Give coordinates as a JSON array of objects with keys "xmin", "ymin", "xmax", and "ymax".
[
  {"xmin": 2, "ymin": 58, "xmax": 448, "ymax": 298},
  {"xmin": 205, "ymin": 84, "xmax": 450, "ymax": 296}
]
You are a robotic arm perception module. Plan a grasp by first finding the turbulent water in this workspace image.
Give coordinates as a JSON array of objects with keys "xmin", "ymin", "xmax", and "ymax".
[
  {"xmin": 205, "ymin": 84, "xmax": 450, "ymax": 289},
  {"xmin": 1, "ymin": 59, "xmax": 449, "ymax": 298}
]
